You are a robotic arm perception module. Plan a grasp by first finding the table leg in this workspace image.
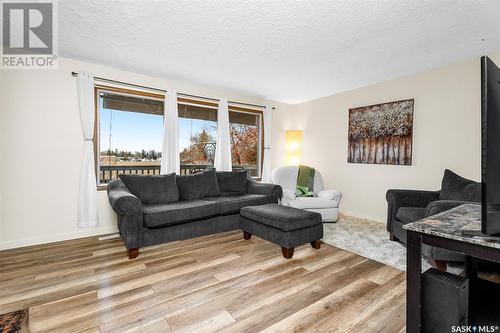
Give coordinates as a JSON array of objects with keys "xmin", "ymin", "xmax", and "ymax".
[
  {"xmin": 407, "ymin": 230, "xmax": 422, "ymax": 333},
  {"xmin": 464, "ymin": 255, "xmax": 478, "ymax": 279},
  {"xmin": 464, "ymin": 255, "xmax": 478, "ymax": 323}
]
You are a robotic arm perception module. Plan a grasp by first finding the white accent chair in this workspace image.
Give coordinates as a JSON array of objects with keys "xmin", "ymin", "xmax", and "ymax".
[{"xmin": 271, "ymin": 166, "xmax": 342, "ymax": 222}]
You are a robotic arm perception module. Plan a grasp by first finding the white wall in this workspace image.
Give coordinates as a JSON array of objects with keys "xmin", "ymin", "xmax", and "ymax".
[
  {"xmin": 0, "ymin": 57, "xmax": 289, "ymax": 249},
  {"xmin": 0, "ymin": 74, "xmax": 4, "ymax": 249},
  {"xmin": 278, "ymin": 53, "xmax": 500, "ymax": 222}
]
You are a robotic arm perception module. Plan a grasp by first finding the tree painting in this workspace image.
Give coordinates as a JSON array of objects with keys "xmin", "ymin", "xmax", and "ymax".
[{"xmin": 348, "ymin": 99, "xmax": 414, "ymax": 165}]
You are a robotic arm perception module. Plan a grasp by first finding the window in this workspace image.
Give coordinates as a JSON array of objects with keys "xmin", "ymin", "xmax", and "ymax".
[
  {"xmin": 178, "ymin": 102, "xmax": 218, "ymax": 175},
  {"xmin": 97, "ymin": 88, "xmax": 164, "ymax": 186},
  {"xmin": 229, "ymin": 108, "xmax": 262, "ymax": 177},
  {"xmin": 95, "ymin": 85, "xmax": 264, "ymax": 188}
]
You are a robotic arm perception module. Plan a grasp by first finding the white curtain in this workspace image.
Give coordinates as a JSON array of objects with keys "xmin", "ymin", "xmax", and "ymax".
[
  {"xmin": 261, "ymin": 105, "xmax": 273, "ymax": 182},
  {"xmin": 214, "ymin": 98, "xmax": 232, "ymax": 171},
  {"xmin": 77, "ymin": 71, "xmax": 99, "ymax": 228},
  {"xmin": 161, "ymin": 89, "xmax": 180, "ymax": 174}
]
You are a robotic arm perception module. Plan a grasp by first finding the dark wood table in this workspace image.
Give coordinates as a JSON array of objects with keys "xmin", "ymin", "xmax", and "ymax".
[{"xmin": 403, "ymin": 204, "xmax": 500, "ymax": 332}]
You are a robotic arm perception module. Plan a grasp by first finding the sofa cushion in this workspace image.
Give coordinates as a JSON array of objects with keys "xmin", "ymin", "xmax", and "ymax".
[
  {"xmin": 288, "ymin": 197, "xmax": 339, "ymax": 209},
  {"xmin": 396, "ymin": 206, "xmax": 426, "ymax": 224},
  {"xmin": 142, "ymin": 200, "xmax": 219, "ymax": 228},
  {"xmin": 205, "ymin": 193, "xmax": 268, "ymax": 215},
  {"xmin": 439, "ymin": 169, "xmax": 481, "ymax": 202},
  {"xmin": 176, "ymin": 169, "xmax": 221, "ymax": 200},
  {"xmin": 118, "ymin": 173, "xmax": 178, "ymax": 205},
  {"xmin": 240, "ymin": 203, "xmax": 322, "ymax": 232},
  {"xmin": 216, "ymin": 171, "xmax": 248, "ymax": 195}
]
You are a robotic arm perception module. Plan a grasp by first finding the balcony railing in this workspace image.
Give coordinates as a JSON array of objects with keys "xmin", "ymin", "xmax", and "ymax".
[{"xmin": 99, "ymin": 164, "xmax": 258, "ymax": 184}]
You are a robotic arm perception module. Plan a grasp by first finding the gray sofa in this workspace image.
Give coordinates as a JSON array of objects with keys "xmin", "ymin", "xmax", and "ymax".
[
  {"xmin": 107, "ymin": 169, "xmax": 282, "ymax": 258},
  {"xmin": 386, "ymin": 169, "xmax": 481, "ymax": 268}
]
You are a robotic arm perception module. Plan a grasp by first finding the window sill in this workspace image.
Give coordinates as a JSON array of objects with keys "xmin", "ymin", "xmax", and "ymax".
[{"xmin": 97, "ymin": 184, "xmax": 108, "ymax": 191}]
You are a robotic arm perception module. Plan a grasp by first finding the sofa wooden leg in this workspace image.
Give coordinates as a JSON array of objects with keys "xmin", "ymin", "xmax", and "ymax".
[
  {"xmin": 243, "ymin": 231, "xmax": 252, "ymax": 240},
  {"xmin": 282, "ymin": 247, "xmax": 294, "ymax": 259},
  {"xmin": 310, "ymin": 240, "xmax": 321, "ymax": 249},
  {"xmin": 432, "ymin": 260, "xmax": 447, "ymax": 272},
  {"xmin": 128, "ymin": 248, "xmax": 139, "ymax": 259},
  {"xmin": 389, "ymin": 233, "xmax": 399, "ymax": 242}
]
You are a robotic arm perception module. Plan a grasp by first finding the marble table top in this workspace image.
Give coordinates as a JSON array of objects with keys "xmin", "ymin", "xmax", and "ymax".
[{"xmin": 403, "ymin": 204, "xmax": 500, "ymax": 250}]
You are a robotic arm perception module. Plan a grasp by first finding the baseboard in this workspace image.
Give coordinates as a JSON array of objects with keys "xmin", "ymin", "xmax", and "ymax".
[
  {"xmin": 0, "ymin": 226, "xmax": 119, "ymax": 250},
  {"xmin": 339, "ymin": 210, "xmax": 385, "ymax": 224}
]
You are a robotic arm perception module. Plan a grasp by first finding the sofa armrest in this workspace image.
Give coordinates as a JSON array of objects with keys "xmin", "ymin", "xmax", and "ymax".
[
  {"xmin": 386, "ymin": 189, "xmax": 439, "ymax": 233},
  {"xmin": 107, "ymin": 180, "xmax": 143, "ymax": 215},
  {"xmin": 280, "ymin": 189, "xmax": 296, "ymax": 206},
  {"xmin": 386, "ymin": 189, "xmax": 440, "ymax": 208},
  {"xmin": 107, "ymin": 180, "xmax": 144, "ymax": 249},
  {"xmin": 282, "ymin": 189, "xmax": 296, "ymax": 200},
  {"xmin": 425, "ymin": 200, "xmax": 469, "ymax": 217},
  {"xmin": 247, "ymin": 178, "xmax": 283, "ymax": 203},
  {"xmin": 317, "ymin": 189, "xmax": 342, "ymax": 206}
]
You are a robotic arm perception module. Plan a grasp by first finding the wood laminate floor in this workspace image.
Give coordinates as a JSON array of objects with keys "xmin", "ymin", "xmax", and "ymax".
[{"xmin": 0, "ymin": 231, "xmax": 406, "ymax": 333}]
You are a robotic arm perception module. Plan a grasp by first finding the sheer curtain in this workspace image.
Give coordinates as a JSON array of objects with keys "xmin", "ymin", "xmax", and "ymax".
[
  {"xmin": 261, "ymin": 105, "xmax": 273, "ymax": 182},
  {"xmin": 77, "ymin": 71, "xmax": 99, "ymax": 228},
  {"xmin": 161, "ymin": 89, "xmax": 180, "ymax": 174},
  {"xmin": 214, "ymin": 98, "xmax": 232, "ymax": 171}
]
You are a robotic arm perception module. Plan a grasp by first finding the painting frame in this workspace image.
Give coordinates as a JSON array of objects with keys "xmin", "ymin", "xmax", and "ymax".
[{"xmin": 347, "ymin": 98, "xmax": 414, "ymax": 166}]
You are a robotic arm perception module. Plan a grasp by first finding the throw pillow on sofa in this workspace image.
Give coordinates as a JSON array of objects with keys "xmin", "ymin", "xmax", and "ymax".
[
  {"xmin": 439, "ymin": 169, "xmax": 481, "ymax": 202},
  {"xmin": 216, "ymin": 170, "xmax": 248, "ymax": 195},
  {"xmin": 119, "ymin": 173, "xmax": 179, "ymax": 204},
  {"xmin": 176, "ymin": 169, "xmax": 221, "ymax": 200}
]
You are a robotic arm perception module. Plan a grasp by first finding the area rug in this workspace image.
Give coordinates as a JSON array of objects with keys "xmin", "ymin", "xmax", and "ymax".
[
  {"xmin": 322, "ymin": 214, "xmax": 431, "ymax": 271},
  {"xmin": 0, "ymin": 309, "xmax": 28, "ymax": 333}
]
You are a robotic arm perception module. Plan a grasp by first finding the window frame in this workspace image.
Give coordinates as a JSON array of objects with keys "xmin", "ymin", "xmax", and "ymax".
[{"xmin": 93, "ymin": 84, "xmax": 265, "ymax": 190}]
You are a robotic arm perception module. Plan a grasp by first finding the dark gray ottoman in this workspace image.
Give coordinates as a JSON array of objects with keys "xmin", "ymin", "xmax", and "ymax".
[{"xmin": 240, "ymin": 203, "xmax": 323, "ymax": 259}]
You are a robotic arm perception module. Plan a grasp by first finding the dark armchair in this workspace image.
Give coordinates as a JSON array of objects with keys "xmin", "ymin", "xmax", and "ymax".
[{"xmin": 386, "ymin": 169, "xmax": 481, "ymax": 269}]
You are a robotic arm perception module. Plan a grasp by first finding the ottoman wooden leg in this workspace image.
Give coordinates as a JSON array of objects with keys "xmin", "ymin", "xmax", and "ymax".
[
  {"xmin": 310, "ymin": 240, "xmax": 321, "ymax": 249},
  {"xmin": 282, "ymin": 247, "xmax": 294, "ymax": 259},
  {"xmin": 243, "ymin": 231, "xmax": 252, "ymax": 240}
]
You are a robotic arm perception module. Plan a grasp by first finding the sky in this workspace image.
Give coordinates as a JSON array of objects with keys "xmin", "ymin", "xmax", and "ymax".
[{"xmin": 99, "ymin": 108, "xmax": 217, "ymax": 153}]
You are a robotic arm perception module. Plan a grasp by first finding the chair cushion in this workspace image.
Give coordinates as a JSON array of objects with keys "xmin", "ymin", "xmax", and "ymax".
[
  {"xmin": 288, "ymin": 197, "xmax": 339, "ymax": 209},
  {"xmin": 392, "ymin": 220, "xmax": 407, "ymax": 243},
  {"xmin": 176, "ymin": 169, "xmax": 221, "ymax": 200},
  {"xmin": 439, "ymin": 169, "xmax": 481, "ymax": 202},
  {"xmin": 424, "ymin": 200, "xmax": 468, "ymax": 217},
  {"xmin": 205, "ymin": 194, "xmax": 268, "ymax": 215},
  {"xmin": 142, "ymin": 200, "xmax": 219, "ymax": 228},
  {"xmin": 240, "ymin": 203, "xmax": 322, "ymax": 232},
  {"xmin": 395, "ymin": 206, "xmax": 426, "ymax": 224},
  {"xmin": 119, "ymin": 173, "xmax": 178, "ymax": 205},
  {"xmin": 216, "ymin": 171, "xmax": 248, "ymax": 195}
]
